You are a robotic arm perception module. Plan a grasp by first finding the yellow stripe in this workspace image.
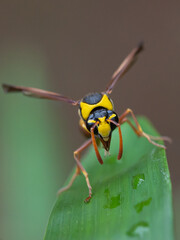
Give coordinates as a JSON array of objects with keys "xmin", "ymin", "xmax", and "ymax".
[
  {"xmin": 87, "ymin": 119, "xmax": 96, "ymax": 124},
  {"xmin": 109, "ymin": 113, "xmax": 116, "ymax": 120}
]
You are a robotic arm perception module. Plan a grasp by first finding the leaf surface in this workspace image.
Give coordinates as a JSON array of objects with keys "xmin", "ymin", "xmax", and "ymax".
[{"xmin": 44, "ymin": 117, "xmax": 174, "ymax": 240}]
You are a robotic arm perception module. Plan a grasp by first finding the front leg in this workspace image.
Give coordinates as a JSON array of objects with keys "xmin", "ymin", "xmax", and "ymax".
[
  {"xmin": 119, "ymin": 108, "xmax": 171, "ymax": 149},
  {"xmin": 57, "ymin": 138, "xmax": 93, "ymax": 202}
]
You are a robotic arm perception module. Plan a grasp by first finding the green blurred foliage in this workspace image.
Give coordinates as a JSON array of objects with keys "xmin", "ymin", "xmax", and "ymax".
[{"xmin": 0, "ymin": 45, "xmax": 67, "ymax": 240}]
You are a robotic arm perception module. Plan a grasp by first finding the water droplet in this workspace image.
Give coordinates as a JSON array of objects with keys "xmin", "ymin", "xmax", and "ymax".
[
  {"xmin": 127, "ymin": 221, "xmax": 149, "ymax": 238},
  {"xmin": 160, "ymin": 169, "xmax": 170, "ymax": 184},
  {"xmin": 134, "ymin": 197, "xmax": 152, "ymax": 213},
  {"xmin": 132, "ymin": 173, "xmax": 145, "ymax": 189},
  {"xmin": 104, "ymin": 188, "xmax": 121, "ymax": 209}
]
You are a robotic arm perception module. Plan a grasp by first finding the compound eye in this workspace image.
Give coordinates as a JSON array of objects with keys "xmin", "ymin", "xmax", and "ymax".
[
  {"xmin": 109, "ymin": 114, "xmax": 117, "ymax": 121},
  {"xmin": 107, "ymin": 111, "xmax": 118, "ymax": 131},
  {"xmin": 107, "ymin": 111, "xmax": 118, "ymax": 121}
]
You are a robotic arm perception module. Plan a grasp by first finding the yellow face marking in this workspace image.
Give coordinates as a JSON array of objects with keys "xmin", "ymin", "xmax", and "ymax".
[
  {"xmin": 98, "ymin": 116, "xmax": 106, "ymax": 122},
  {"xmin": 98, "ymin": 116, "xmax": 111, "ymax": 138},
  {"xmin": 108, "ymin": 113, "xmax": 116, "ymax": 120},
  {"xmin": 80, "ymin": 94, "xmax": 113, "ymax": 120},
  {"xmin": 87, "ymin": 119, "xmax": 96, "ymax": 124}
]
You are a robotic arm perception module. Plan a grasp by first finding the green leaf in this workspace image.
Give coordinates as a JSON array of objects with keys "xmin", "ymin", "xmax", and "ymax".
[{"xmin": 44, "ymin": 117, "xmax": 174, "ymax": 240}]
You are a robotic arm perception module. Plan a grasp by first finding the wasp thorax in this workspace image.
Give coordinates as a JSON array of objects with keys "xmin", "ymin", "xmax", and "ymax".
[{"xmin": 86, "ymin": 108, "xmax": 119, "ymax": 140}]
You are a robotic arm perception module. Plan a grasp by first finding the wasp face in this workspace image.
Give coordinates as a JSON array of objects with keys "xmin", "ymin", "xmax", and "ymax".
[
  {"xmin": 86, "ymin": 108, "xmax": 119, "ymax": 150},
  {"xmin": 97, "ymin": 116, "xmax": 111, "ymax": 141}
]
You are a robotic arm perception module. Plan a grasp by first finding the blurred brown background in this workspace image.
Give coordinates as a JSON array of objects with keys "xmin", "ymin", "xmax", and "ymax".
[{"xmin": 0, "ymin": 1, "xmax": 180, "ymax": 239}]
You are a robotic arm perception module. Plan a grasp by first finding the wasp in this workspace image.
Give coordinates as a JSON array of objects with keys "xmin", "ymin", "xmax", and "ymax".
[{"xmin": 2, "ymin": 43, "xmax": 171, "ymax": 202}]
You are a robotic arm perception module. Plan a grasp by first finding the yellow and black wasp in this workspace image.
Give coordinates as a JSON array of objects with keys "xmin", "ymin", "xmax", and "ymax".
[{"xmin": 2, "ymin": 43, "xmax": 170, "ymax": 202}]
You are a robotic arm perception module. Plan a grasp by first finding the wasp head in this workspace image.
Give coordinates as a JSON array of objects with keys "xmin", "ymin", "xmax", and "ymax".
[{"xmin": 86, "ymin": 109, "xmax": 119, "ymax": 151}]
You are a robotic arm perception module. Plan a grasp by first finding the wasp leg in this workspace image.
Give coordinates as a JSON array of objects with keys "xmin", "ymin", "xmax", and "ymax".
[
  {"xmin": 57, "ymin": 139, "xmax": 92, "ymax": 202},
  {"xmin": 57, "ymin": 167, "xmax": 80, "ymax": 195},
  {"xmin": 119, "ymin": 108, "xmax": 171, "ymax": 149}
]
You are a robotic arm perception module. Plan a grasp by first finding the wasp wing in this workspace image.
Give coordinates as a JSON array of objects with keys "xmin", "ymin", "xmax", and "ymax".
[
  {"xmin": 2, "ymin": 84, "xmax": 79, "ymax": 105},
  {"xmin": 105, "ymin": 43, "xmax": 144, "ymax": 94}
]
